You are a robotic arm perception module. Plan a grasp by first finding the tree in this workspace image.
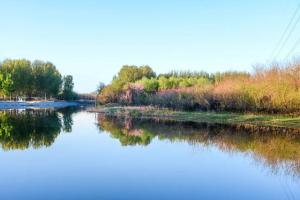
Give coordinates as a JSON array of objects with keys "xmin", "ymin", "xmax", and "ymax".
[
  {"xmin": 32, "ymin": 60, "xmax": 62, "ymax": 99},
  {"xmin": 140, "ymin": 65, "xmax": 156, "ymax": 79},
  {"xmin": 1, "ymin": 59, "xmax": 33, "ymax": 97},
  {"xmin": 43, "ymin": 62, "xmax": 62, "ymax": 98},
  {"xmin": 12, "ymin": 60, "xmax": 33, "ymax": 96},
  {"xmin": 0, "ymin": 72, "xmax": 14, "ymax": 99},
  {"xmin": 116, "ymin": 65, "xmax": 156, "ymax": 84},
  {"xmin": 117, "ymin": 65, "xmax": 141, "ymax": 84},
  {"xmin": 61, "ymin": 75, "xmax": 75, "ymax": 100},
  {"xmin": 32, "ymin": 60, "xmax": 47, "ymax": 96},
  {"xmin": 2, "ymin": 74, "xmax": 14, "ymax": 99}
]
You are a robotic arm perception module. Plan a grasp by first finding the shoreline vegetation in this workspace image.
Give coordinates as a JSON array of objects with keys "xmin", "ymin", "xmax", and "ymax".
[
  {"xmin": 97, "ymin": 61, "xmax": 300, "ymax": 114},
  {"xmin": 89, "ymin": 106, "xmax": 300, "ymax": 130}
]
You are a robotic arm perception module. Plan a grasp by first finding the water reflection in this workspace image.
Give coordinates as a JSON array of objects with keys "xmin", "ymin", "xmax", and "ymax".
[
  {"xmin": 97, "ymin": 115, "xmax": 300, "ymax": 178},
  {"xmin": 0, "ymin": 107, "xmax": 79, "ymax": 151}
]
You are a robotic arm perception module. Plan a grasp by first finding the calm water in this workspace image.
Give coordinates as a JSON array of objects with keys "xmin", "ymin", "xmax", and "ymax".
[{"xmin": 0, "ymin": 108, "xmax": 300, "ymax": 200}]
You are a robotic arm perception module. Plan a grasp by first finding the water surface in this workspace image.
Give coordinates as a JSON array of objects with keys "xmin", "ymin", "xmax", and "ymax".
[{"xmin": 0, "ymin": 108, "xmax": 299, "ymax": 200}]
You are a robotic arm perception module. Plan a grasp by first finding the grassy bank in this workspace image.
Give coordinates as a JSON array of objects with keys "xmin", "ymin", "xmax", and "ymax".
[{"xmin": 89, "ymin": 106, "xmax": 300, "ymax": 129}]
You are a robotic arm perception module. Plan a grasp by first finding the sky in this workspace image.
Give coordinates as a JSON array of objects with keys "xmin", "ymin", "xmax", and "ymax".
[{"xmin": 1, "ymin": 0, "xmax": 300, "ymax": 93}]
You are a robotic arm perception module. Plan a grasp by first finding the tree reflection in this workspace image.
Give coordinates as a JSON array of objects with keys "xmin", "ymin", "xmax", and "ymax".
[
  {"xmin": 97, "ymin": 115, "xmax": 154, "ymax": 146},
  {"xmin": 97, "ymin": 115, "xmax": 300, "ymax": 178},
  {"xmin": 60, "ymin": 106, "xmax": 79, "ymax": 132},
  {"xmin": 0, "ymin": 108, "xmax": 78, "ymax": 151}
]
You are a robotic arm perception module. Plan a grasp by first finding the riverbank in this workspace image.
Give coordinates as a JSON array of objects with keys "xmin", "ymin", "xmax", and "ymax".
[
  {"xmin": 0, "ymin": 101, "xmax": 81, "ymax": 110},
  {"xmin": 89, "ymin": 106, "xmax": 300, "ymax": 129}
]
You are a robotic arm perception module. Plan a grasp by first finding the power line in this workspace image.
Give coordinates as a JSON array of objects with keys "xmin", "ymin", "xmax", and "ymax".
[
  {"xmin": 270, "ymin": 4, "xmax": 300, "ymax": 60},
  {"xmin": 273, "ymin": 10, "xmax": 300, "ymax": 59},
  {"xmin": 284, "ymin": 36, "xmax": 300, "ymax": 60}
]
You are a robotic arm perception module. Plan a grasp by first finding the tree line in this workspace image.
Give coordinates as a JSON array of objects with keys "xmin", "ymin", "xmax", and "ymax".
[
  {"xmin": 0, "ymin": 59, "xmax": 76, "ymax": 100},
  {"xmin": 97, "ymin": 61, "xmax": 300, "ymax": 113}
]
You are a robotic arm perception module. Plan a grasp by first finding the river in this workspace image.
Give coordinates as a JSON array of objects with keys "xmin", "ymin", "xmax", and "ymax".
[{"xmin": 0, "ymin": 107, "xmax": 299, "ymax": 200}]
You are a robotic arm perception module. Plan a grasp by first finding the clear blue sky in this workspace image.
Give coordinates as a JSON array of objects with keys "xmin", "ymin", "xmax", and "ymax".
[{"xmin": 1, "ymin": 0, "xmax": 300, "ymax": 92}]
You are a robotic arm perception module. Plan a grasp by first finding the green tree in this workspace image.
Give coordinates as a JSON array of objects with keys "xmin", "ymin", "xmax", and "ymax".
[
  {"xmin": 1, "ymin": 74, "xmax": 14, "ymax": 99},
  {"xmin": 1, "ymin": 59, "xmax": 33, "ymax": 97},
  {"xmin": 43, "ymin": 62, "xmax": 62, "ymax": 98},
  {"xmin": 140, "ymin": 65, "xmax": 156, "ymax": 78},
  {"xmin": 32, "ymin": 60, "xmax": 47, "ymax": 96},
  {"xmin": 32, "ymin": 60, "xmax": 62, "ymax": 99},
  {"xmin": 116, "ymin": 65, "xmax": 156, "ymax": 84},
  {"xmin": 61, "ymin": 75, "xmax": 75, "ymax": 100}
]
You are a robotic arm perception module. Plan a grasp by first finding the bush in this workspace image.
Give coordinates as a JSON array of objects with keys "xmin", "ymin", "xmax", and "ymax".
[{"xmin": 139, "ymin": 77, "xmax": 159, "ymax": 93}]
